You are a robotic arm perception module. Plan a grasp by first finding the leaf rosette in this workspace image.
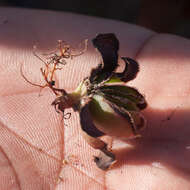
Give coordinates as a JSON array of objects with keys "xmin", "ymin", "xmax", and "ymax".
[{"xmin": 21, "ymin": 33, "xmax": 147, "ymax": 170}]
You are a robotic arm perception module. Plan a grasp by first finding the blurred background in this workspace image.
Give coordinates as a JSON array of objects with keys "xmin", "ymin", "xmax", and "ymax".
[{"xmin": 1, "ymin": 0, "xmax": 190, "ymax": 38}]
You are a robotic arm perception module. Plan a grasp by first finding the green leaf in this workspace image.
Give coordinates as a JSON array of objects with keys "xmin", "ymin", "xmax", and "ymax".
[
  {"xmin": 105, "ymin": 76, "xmax": 123, "ymax": 83},
  {"xmin": 99, "ymin": 85, "xmax": 147, "ymax": 110},
  {"xmin": 88, "ymin": 95, "xmax": 136, "ymax": 137}
]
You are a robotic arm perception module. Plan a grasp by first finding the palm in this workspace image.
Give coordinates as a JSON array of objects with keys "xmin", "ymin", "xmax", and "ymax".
[{"xmin": 0, "ymin": 7, "xmax": 190, "ymax": 189}]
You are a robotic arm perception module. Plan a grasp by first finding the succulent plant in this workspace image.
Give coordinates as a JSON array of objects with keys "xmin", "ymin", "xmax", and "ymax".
[
  {"xmin": 21, "ymin": 33, "xmax": 147, "ymax": 170},
  {"xmin": 51, "ymin": 33, "xmax": 147, "ymax": 170}
]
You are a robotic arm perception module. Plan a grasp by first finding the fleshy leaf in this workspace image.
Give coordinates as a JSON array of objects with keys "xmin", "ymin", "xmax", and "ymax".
[
  {"xmin": 102, "ymin": 93, "xmax": 139, "ymax": 111},
  {"xmin": 114, "ymin": 57, "xmax": 139, "ymax": 82},
  {"xmin": 80, "ymin": 103, "xmax": 105, "ymax": 137},
  {"xmin": 90, "ymin": 33, "xmax": 119, "ymax": 83},
  {"xmin": 88, "ymin": 95, "xmax": 135, "ymax": 137},
  {"xmin": 99, "ymin": 85, "xmax": 147, "ymax": 110},
  {"xmin": 105, "ymin": 76, "xmax": 123, "ymax": 83},
  {"xmin": 129, "ymin": 111, "xmax": 146, "ymax": 132},
  {"xmin": 109, "ymin": 102, "xmax": 146, "ymax": 135},
  {"xmin": 94, "ymin": 146, "xmax": 116, "ymax": 170},
  {"xmin": 80, "ymin": 103, "xmax": 116, "ymax": 170}
]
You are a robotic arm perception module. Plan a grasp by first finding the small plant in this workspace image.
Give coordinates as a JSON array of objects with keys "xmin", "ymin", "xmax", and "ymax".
[{"xmin": 21, "ymin": 33, "xmax": 147, "ymax": 170}]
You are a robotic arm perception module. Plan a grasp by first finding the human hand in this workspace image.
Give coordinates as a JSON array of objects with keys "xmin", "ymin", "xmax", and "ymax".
[{"xmin": 0, "ymin": 7, "xmax": 190, "ymax": 190}]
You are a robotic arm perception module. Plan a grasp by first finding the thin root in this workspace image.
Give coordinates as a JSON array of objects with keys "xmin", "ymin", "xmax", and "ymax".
[{"xmin": 20, "ymin": 63, "xmax": 45, "ymax": 88}]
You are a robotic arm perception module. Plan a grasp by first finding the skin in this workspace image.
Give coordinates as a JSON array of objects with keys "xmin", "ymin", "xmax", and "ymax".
[{"xmin": 0, "ymin": 7, "xmax": 190, "ymax": 190}]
